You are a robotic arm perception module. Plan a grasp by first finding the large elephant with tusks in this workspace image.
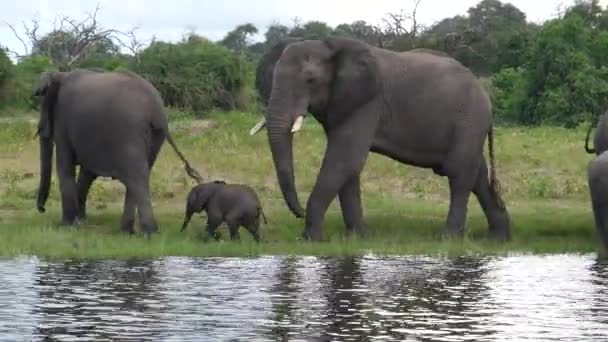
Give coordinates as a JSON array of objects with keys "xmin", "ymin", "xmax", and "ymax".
[
  {"xmin": 33, "ymin": 69, "xmax": 202, "ymax": 236},
  {"xmin": 250, "ymin": 37, "xmax": 511, "ymax": 242}
]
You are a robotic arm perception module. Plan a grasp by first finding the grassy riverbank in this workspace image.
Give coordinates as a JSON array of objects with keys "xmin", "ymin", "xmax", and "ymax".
[{"xmin": 0, "ymin": 109, "xmax": 601, "ymax": 259}]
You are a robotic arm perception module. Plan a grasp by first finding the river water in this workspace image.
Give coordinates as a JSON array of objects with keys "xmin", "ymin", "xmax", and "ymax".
[{"xmin": 0, "ymin": 254, "xmax": 607, "ymax": 341}]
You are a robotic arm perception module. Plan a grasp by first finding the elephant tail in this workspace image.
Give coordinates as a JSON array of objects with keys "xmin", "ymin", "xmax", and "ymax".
[
  {"xmin": 488, "ymin": 125, "xmax": 505, "ymax": 209},
  {"xmin": 585, "ymin": 114, "xmax": 599, "ymax": 154},
  {"xmin": 259, "ymin": 206, "xmax": 268, "ymax": 225},
  {"xmin": 165, "ymin": 132, "xmax": 204, "ymax": 184}
]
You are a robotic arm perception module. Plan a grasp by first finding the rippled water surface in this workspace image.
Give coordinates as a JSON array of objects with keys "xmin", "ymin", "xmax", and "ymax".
[{"xmin": 1, "ymin": 254, "xmax": 608, "ymax": 341}]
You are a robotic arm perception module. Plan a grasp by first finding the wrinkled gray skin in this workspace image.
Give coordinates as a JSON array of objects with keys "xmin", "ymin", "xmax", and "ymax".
[
  {"xmin": 33, "ymin": 69, "xmax": 202, "ymax": 235},
  {"xmin": 252, "ymin": 37, "xmax": 511, "ymax": 241},
  {"xmin": 585, "ymin": 110, "xmax": 608, "ymax": 155},
  {"xmin": 180, "ymin": 180, "xmax": 267, "ymax": 242},
  {"xmin": 588, "ymin": 150, "xmax": 608, "ymax": 251}
]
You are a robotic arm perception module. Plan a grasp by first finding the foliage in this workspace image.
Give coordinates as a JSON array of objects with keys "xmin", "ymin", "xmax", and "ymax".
[
  {"xmin": 518, "ymin": 13, "xmax": 608, "ymax": 127},
  {"xmin": 133, "ymin": 34, "xmax": 253, "ymax": 114},
  {"xmin": 1, "ymin": 0, "xmax": 608, "ymax": 128}
]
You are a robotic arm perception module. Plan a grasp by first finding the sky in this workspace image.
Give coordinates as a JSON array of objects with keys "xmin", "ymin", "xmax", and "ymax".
[{"xmin": 1, "ymin": 0, "xmax": 607, "ymax": 59}]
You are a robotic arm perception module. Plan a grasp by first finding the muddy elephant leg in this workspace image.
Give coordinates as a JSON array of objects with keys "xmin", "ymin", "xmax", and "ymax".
[
  {"xmin": 56, "ymin": 148, "xmax": 79, "ymax": 226},
  {"xmin": 338, "ymin": 174, "xmax": 367, "ymax": 237},
  {"xmin": 304, "ymin": 111, "xmax": 376, "ymax": 241},
  {"xmin": 76, "ymin": 168, "xmax": 97, "ymax": 220},
  {"xmin": 120, "ymin": 186, "xmax": 136, "ymax": 234},
  {"xmin": 472, "ymin": 157, "xmax": 511, "ymax": 241}
]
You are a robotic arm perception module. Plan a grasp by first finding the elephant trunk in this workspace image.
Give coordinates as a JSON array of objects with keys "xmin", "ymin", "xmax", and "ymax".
[
  {"xmin": 37, "ymin": 137, "xmax": 54, "ymax": 213},
  {"xmin": 266, "ymin": 87, "xmax": 306, "ymax": 218}
]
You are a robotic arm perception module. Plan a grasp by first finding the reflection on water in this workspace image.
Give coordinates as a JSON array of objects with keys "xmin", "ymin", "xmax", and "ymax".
[{"xmin": 0, "ymin": 254, "xmax": 607, "ymax": 341}]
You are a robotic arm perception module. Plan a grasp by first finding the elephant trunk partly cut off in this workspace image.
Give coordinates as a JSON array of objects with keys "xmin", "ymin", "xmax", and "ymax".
[
  {"xmin": 266, "ymin": 82, "xmax": 307, "ymax": 218},
  {"xmin": 34, "ymin": 74, "xmax": 59, "ymax": 213},
  {"xmin": 37, "ymin": 136, "xmax": 53, "ymax": 213}
]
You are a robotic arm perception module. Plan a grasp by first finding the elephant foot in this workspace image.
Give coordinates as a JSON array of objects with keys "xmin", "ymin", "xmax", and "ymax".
[
  {"xmin": 77, "ymin": 208, "xmax": 87, "ymax": 221},
  {"xmin": 121, "ymin": 218, "xmax": 135, "ymax": 234},
  {"xmin": 302, "ymin": 228, "xmax": 323, "ymax": 242},
  {"xmin": 441, "ymin": 226, "xmax": 465, "ymax": 240},
  {"xmin": 346, "ymin": 223, "xmax": 368, "ymax": 239},
  {"xmin": 141, "ymin": 221, "xmax": 159, "ymax": 235},
  {"xmin": 488, "ymin": 225, "xmax": 512, "ymax": 242},
  {"xmin": 61, "ymin": 217, "xmax": 80, "ymax": 227}
]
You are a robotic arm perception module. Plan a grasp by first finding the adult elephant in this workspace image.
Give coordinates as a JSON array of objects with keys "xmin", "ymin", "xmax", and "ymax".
[
  {"xmin": 33, "ymin": 69, "xmax": 202, "ymax": 235},
  {"xmin": 250, "ymin": 37, "xmax": 511, "ymax": 242}
]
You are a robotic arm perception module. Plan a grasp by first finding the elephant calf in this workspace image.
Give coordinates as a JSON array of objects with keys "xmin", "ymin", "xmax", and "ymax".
[
  {"xmin": 180, "ymin": 180, "xmax": 267, "ymax": 242},
  {"xmin": 588, "ymin": 151, "xmax": 608, "ymax": 251}
]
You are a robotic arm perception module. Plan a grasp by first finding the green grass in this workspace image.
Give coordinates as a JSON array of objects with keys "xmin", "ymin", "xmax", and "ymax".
[{"xmin": 0, "ymin": 109, "xmax": 602, "ymax": 259}]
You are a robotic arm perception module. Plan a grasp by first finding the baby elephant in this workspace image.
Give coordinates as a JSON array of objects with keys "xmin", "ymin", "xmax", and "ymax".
[
  {"xmin": 180, "ymin": 180, "xmax": 267, "ymax": 242},
  {"xmin": 588, "ymin": 151, "xmax": 608, "ymax": 251}
]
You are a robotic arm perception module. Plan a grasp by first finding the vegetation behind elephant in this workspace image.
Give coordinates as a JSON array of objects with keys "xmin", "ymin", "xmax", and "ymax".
[
  {"xmin": 251, "ymin": 37, "xmax": 511, "ymax": 242},
  {"xmin": 180, "ymin": 180, "xmax": 267, "ymax": 242},
  {"xmin": 585, "ymin": 110, "xmax": 608, "ymax": 155},
  {"xmin": 587, "ymin": 150, "xmax": 608, "ymax": 251},
  {"xmin": 33, "ymin": 68, "xmax": 203, "ymax": 235}
]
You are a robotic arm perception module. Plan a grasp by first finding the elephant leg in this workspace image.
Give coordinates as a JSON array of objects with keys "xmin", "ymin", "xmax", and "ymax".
[
  {"xmin": 206, "ymin": 215, "xmax": 223, "ymax": 241},
  {"xmin": 444, "ymin": 174, "xmax": 475, "ymax": 238},
  {"xmin": 304, "ymin": 111, "xmax": 376, "ymax": 241},
  {"xmin": 56, "ymin": 148, "xmax": 79, "ymax": 226},
  {"xmin": 148, "ymin": 128, "xmax": 165, "ymax": 169},
  {"xmin": 127, "ymin": 172, "xmax": 158, "ymax": 236},
  {"xmin": 591, "ymin": 196, "xmax": 608, "ymax": 251},
  {"xmin": 472, "ymin": 158, "xmax": 511, "ymax": 241},
  {"xmin": 76, "ymin": 168, "xmax": 97, "ymax": 220},
  {"xmin": 245, "ymin": 219, "xmax": 261, "ymax": 242},
  {"xmin": 338, "ymin": 174, "xmax": 367, "ymax": 237},
  {"xmin": 120, "ymin": 186, "xmax": 136, "ymax": 234},
  {"xmin": 225, "ymin": 211, "xmax": 242, "ymax": 241}
]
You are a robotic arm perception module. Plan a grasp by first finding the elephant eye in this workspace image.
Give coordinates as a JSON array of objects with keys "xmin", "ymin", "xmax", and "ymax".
[{"xmin": 306, "ymin": 77, "xmax": 315, "ymax": 85}]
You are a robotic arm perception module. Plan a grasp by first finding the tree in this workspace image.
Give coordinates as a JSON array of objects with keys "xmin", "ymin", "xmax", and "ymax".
[
  {"xmin": 290, "ymin": 20, "xmax": 334, "ymax": 39},
  {"xmin": 220, "ymin": 23, "xmax": 259, "ymax": 54},
  {"xmin": 263, "ymin": 23, "xmax": 290, "ymax": 48},
  {"xmin": 4, "ymin": 5, "xmax": 143, "ymax": 70},
  {"xmin": 520, "ymin": 14, "xmax": 608, "ymax": 127}
]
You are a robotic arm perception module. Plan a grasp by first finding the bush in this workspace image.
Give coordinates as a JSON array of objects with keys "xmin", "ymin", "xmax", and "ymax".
[
  {"xmin": 0, "ymin": 48, "xmax": 14, "ymax": 108},
  {"xmin": 133, "ymin": 34, "xmax": 254, "ymax": 114},
  {"xmin": 490, "ymin": 67, "xmax": 528, "ymax": 124},
  {"xmin": 1, "ymin": 55, "xmax": 55, "ymax": 110}
]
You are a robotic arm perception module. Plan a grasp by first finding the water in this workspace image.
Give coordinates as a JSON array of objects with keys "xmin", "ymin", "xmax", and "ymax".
[{"xmin": 1, "ymin": 254, "xmax": 607, "ymax": 341}]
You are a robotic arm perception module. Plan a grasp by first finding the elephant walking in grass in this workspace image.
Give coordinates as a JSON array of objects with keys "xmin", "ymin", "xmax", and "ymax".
[
  {"xmin": 251, "ymin": 37, "xmax": 511, "ymax": 242},
  {"xmin": 33, "ymin": 69, "xmax": 202, "ymax": 236}
]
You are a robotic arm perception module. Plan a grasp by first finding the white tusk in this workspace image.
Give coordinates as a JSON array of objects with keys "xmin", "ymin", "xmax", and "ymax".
[
  {"xmin": 291, "ymin": 115, "xmax": 304, "ymax": 133},
  {"xmin": 249, "ymin": 118, "xmax": 267, "ymax": 135}
]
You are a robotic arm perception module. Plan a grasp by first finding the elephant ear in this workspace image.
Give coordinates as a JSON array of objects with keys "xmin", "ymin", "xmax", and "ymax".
[
  {"xmin": 255, "ymin": 37, "xmax": 305, "ymax": 107},
  {"xmin": 33, "ymin": 71, "xmax": 63, "ymax": 139},
  {"xmin": 324, "ymin": 37, "xmax": 381, "ymax": 118}
]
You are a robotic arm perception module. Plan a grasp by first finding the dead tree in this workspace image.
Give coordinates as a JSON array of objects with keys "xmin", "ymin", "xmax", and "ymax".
[{"xmin": 3, "ymin": 4, "xmax": 144, "ymax": 68}]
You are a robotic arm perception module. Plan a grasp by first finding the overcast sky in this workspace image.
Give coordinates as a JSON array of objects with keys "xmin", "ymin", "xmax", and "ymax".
[{"xmin": 1, "ymin": 0, "xmax": 606, "ymax": 58}]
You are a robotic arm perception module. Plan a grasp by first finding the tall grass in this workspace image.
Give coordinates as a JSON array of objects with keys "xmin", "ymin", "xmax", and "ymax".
[{"xmin": 0, "ymin": 110, "xmax": 600, "ymax": 258}]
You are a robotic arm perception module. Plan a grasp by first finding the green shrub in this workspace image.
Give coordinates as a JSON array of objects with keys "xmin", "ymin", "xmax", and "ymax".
[
  {"xmin": 490, "ymin": 67, "xmax": 528, "ymax": 124},
  {"xmin": 1, "ymin": 55, "xmax": 55, "ymax": 110},
  {"xmin": 133, "ymin": 34, "xmax": 254, "ymax": 115},
  {"xmin": 0, "ymin": 48, "xmax": 14, "ymax": 108}
]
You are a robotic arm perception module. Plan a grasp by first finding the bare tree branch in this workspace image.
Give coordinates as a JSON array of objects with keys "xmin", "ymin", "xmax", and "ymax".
[{"xmin": 2, "ymin": 21, "xmax": 30, "ymax": 58}]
